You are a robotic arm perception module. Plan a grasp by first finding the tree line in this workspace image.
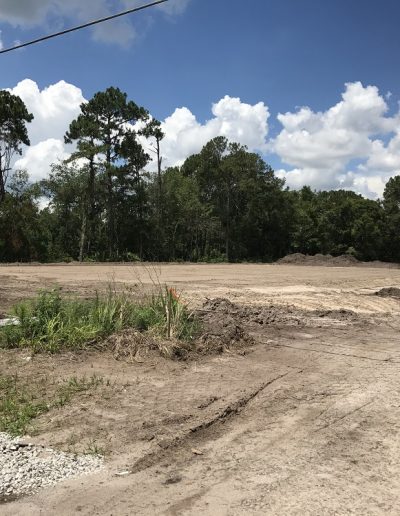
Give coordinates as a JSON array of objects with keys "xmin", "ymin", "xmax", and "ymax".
[{"xmin": 1, "ymin": 87, "xmax": 400, "ymax": 264}]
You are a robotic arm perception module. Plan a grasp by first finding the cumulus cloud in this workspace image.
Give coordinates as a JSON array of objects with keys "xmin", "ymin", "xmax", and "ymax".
[
  {"xmin": 7, "ymin": 79, "xmax": 269, "ymax": 182},
  {"xmin": 5, "ymin": 78, "xmax": 400, "ymax": 199},
  {"xmin": 6, "ymin": 79, "xmax": 85, "ymax": 181},
  {"xmin": 8, "ymin": 79, "xmax": 85, "ymax": 145},
  {"xmin": 0, "ymin": 0, "xmax": 50, "ymax": 26},
  {"xmin": 273, "ymin": 82, "xmax": 400, "ymax": 197},
  {"xmin": 0, "ymin": 0, "xmax": 191, "ymax": 47},
  {"xmin": 154, "ymin": 96, "xmax": 270, "ymax": 168},
  {"xmin": 14, "ymin": 139, "xmax": 69, "ymax": 182}
]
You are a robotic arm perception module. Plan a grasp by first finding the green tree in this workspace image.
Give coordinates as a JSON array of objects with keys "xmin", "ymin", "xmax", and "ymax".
[
  {"xmin": 180, "ymin": 137, "xmax": 293, "ymax": 261},
  {"xmin": 115, "ymin": 132, "xmax": 151, "ymax": 258},
  {"xmin": 41, "ymin": 163, "xmax": 91, "ymax": 261},
  {"xmin": 140, "ymin": 119, "xmax": 165, "ymax": 219},
  {"xmin": 66, "ymin": 87, "xmax": 150, "ymax": 259},
  {"xmin": 0, "ymin": 171, "xmax": 48, "ymax": 261},
  {"xmin": 152, "ymin": 167, "xmax": 215, "ymax": 261},
  {"xmin": 383, "ymin": 176, "xmax": 400, "ymax": 261},
  {"xmin": 65, "ymin": 110, "xmax": 102, "ymax": 261},
  {"xmin": 0, "ymin": 91, "xmax": 33, "ymax": 203}
]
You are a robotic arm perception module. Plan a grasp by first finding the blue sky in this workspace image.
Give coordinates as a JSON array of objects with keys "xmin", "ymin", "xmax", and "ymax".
[{"xmin": 1, "ymin": 0, "xmax": 400, "ymax": 198}]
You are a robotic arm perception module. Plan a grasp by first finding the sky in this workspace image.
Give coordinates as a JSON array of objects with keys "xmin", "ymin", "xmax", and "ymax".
[{"xmin": 1, "ymin": 0, "xmax": 400, "ymax": 198}]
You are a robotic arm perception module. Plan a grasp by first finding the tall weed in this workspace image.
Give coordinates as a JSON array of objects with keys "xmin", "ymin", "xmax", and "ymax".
[{"xmin": 0, "ymin": 284, "xmax": 199, "ymax": 353}]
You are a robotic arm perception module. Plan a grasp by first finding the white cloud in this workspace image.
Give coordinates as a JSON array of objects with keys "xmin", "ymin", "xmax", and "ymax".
[
  {"xmin": 8, "ymin": 79, "xmax": 85, "ymax": 145},
  {"xmin": 5, "ymin": 78, "xmax": 400, "ymax": 199},
  {"xmin": 273, "ymin": 82, "xmax": 400, "ymax": 198},
  {"xmin": 365, "ymin": 133, "xmax": 400, "ymax": 172},
  {"xmin": 0, "ymin": 30, "xmax": 3, "ymax": 50},
  {"xmin": 157, "ymin": 0, "xmax": 192, "ymax": 16},
  {"xmin": 14, "ymin": 139, "xmax": 69, "ymax": 182},
  {"xmin": 6, "ymin": 79, "xmax": 85, "ymax": 181},
  {"xmin": 6, "ymin": 80, "xmax": 270, "ymax": 181},
  {"xmin": 0, "ymin": 0, "xmax": 51, "ymax": 26},
  {"xmin": 120, "ymin": 0, "xmax": 191, "ymax": 16},
  {"xmin": 155, "ymin": 95, "xmax": 270, "ymax": 168},
  {"xmin": 0, "ymin": 0, "xmax": 191, "ymax": 47}
]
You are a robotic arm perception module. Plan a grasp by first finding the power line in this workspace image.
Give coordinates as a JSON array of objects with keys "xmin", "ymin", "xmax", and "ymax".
[{"xmin": 0, "ymin": 0, "xmax": 168, "ymax": 55}]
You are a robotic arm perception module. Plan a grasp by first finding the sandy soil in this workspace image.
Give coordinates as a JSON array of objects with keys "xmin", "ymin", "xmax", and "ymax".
[{"xmin": 1, "ymin": 263, "xmax": 400, "ymax": 515}]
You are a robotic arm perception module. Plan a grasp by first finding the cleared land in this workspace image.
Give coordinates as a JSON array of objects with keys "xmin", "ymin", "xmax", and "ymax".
[{"xmin": 1, "ymin": 263, "xmax": 400, "ymax": 515}]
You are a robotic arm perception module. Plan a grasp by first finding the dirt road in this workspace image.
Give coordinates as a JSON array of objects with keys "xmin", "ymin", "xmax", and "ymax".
[{"xmin": 1, "ymin": 263, "xmax": 400, "ymax": 514}]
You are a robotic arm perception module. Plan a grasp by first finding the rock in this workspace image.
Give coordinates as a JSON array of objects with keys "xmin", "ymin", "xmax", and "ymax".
[{"xmin": 0, "ymin": 432, "xmax": 103, "ymax": 499}]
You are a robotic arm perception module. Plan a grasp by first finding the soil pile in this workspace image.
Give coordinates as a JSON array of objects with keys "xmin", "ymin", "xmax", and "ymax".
[
  {"xmin": 277, "ymin": 253, "xmax": 359, "ymax": 266},
  {"xmin": 201, "ymin": 298, "xmax": 302, "ymax": 325},
  {"xmin": 199, "ymin": 297, "xmax": 303, "ymax": 333},
  {"xmin": 199, "ymin": 298, "xmax": 360, "ymax": 331},
  {"xmin": 375, "ymin": 287, "xmax": 400, "ymax": 299},
  {"xmin": 197, "ymin": 298, "xmax": 255, "ymax": 354},
  {"xmin": 311, "ymin": 308, "xmax": 358, "ymax": 321}
]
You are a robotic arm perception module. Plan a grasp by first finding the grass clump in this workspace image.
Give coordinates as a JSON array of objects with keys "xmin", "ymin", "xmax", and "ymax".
[
  {"xmin": 0, "ymin": 375, "xmax": 48, "ymax": 436},
  {"xmin": 0, "ymin": 285, "xmax": 198, "ymax": 353},
  {"xmin": 0, "ymin": 374, "xmax": 103, "ymax": 436}
]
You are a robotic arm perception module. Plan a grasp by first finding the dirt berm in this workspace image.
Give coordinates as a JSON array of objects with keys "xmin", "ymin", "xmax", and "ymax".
[{"xmin": 277, "ymin": 252, "xmax": 400, "ymax": 268}]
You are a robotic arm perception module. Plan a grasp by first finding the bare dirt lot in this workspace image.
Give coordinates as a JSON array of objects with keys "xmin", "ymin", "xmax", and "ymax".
[{"xmin": 1, "ymin": 263, "xmax": 400, "ymax": 515}]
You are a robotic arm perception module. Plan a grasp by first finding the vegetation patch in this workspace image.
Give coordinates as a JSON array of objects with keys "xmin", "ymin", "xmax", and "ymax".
[
  {"xmin": 0, "ymin": 374, "xmax": 104, "ymax": 436},
  {"xmin": 0, "ymin": 286, "xmax": 199, "ymax": 354}
]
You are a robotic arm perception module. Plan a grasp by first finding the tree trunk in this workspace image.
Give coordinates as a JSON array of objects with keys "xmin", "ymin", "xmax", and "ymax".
[
  {"xmin": 156, "ymin": 137, "xmax": 163, "ymax": 260},
  {"xmin": 226, "ymin": 186, "xmax": 231, "ymax": 261},
  {"xmin": 0, "ymin": 154, "xmax": 5, "ymax": 204},
  {"xmin": 87, "ymin": 157, "xmax": 96, "ymax": 256},
  {"xmin": 78, "ymin": 211, "xmax": 87, "ymax": 263},
  {"xmin": 106, "ymin": 145, "xmax": 114, "ymax": 259},
  {"xmin": 157, "ymin": 137, "xmax": 162, "ymax": 219}
]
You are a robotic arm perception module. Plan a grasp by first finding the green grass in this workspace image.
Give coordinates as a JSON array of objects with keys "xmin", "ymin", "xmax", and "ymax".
[
  {"xmin": 0, "ymin": 286, "xmax": 199, "ymax": 353},
  {"xmin": 0, "ymin": 374, "xmax": 104, "ymax": 436},
  {"xmin": 0, "ymin": 375, "xmax": 48, "ymax": 436}
]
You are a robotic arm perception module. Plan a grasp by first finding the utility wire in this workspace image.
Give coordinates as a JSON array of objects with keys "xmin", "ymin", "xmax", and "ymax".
[{"xmin": 0, "ymin": 0, "xmax": 168, "ymax": 55}]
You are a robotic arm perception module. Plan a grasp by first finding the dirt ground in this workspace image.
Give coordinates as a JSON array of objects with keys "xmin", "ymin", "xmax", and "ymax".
[{"xmin": 1, "ymin": 263, "xmax": 400, "ymax": 515}]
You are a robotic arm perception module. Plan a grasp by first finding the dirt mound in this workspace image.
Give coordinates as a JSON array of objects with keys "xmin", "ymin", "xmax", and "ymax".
[
  {"xmin": 201, "ymin": 297, "xmax": 302, "ymax": 326},
  {"xmin": 277, "ymin": 253, "xmax": 308, "ymax": 264},
  {"xmin": 197, "ymin": 297, "xmax": 302, "ymax": 353},
  {"xmin": 202, "ymin": 298, "xmax": 237, "ymax": 313},
  {"xmin": 331, "ymin": 255, "xmax": 359, "ymax": 265},
  {"xmin": 277, "ymin": 253, "xmax": 359, "ymax": 266},
  {"xmin": 197, "ymin": 299, "xmax": 255, "ymax": 354},
  {"xmin": 375, "ymin": 287, "xmax": 400, "ymax": 299},
  {"xmin": 312, "ymin": 308, "xmax": 358, "ymax": 321}
]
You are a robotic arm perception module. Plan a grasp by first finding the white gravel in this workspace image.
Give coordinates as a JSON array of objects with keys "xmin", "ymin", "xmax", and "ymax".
[{"xmin": 0, "ymin": 433, "xmax": 103, "ymax": 500}]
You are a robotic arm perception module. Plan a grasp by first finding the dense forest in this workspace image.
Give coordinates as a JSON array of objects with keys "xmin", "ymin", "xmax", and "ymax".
[{"xmin": 1, "ymin": 87, "xmax": 400, "ymax": 264}]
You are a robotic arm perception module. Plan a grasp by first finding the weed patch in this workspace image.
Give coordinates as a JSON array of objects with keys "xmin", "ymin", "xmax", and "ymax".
[
  {"xmin": 0, "ymin": 286, "xmax": 199, "ymax": 353},
  {"xmin": 0, "ymin": 374, "xmax": 105, "ymax": 436}
]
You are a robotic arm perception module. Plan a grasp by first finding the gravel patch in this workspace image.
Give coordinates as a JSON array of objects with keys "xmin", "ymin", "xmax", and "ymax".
[{"xmin": 0, "ymin": 433, "xmax": 103, "ymax": 502}]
